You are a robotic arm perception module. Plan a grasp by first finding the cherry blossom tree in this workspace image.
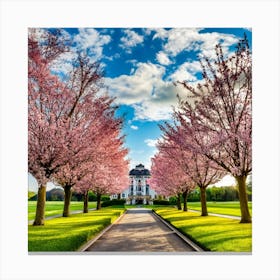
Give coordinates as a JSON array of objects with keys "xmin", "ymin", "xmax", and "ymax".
[
  {"xmin": 175, "ymin": 35, "xmax": 252, "ymax": 222},
  {"xmin": 158, "ymin": 124, "xmax": 226, "ymax": 216},
  {"xmin": 150, "ymin": 147, "xmax": 195, "ymax": 211},
  {"xmin": 29, "ymin": 29, "xmax": 129, "ymax": 223},
  {"xmin": 150, "ymin": 153, "xmax": 181, "ymax": 209},
  {"xmin": 54, "ymin": 103, "xmax": 129, "ymax": 215},
  {"xmin": 28, "ymin": 30, "xmax": 70, "ymax": 225},
  {"xmin": 90, "ymin": 135, "xmax": 129, "ymax": 210},
  {"xmin": 51, "ymin": 95, "xmax": 117, "ymax": 216}
]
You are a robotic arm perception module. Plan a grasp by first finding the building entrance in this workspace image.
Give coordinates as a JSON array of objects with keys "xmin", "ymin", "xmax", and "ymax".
[{"xmin": 135, "ymin": 199, "xmax": 143, "ymax": 205}]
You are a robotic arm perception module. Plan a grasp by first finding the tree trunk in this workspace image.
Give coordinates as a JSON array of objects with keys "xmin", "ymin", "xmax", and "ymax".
[
  {"xmin": 177, "ymin": 193, "xmax": 182, "ymax": 210},
  {"xmin": 117, "ymin": 193, "xmax": 121, "ymax": 199},
  {"xmin": 63, "ymin": 184, "xmax": 72, "ymax": 217},
  {"xmin": 96, "ymin": 193, "xmax": 101, "ymax": 210},
  {"xmin": 33, "ymin": 185, "xmax": 46, "ymax": 226},
  {"xmin": 200, "ymin": 186, "xmax": 208, "ymax": 216},
  {"xmin": 182, "ymin": 190, "xmax": 188, "ymax": 211},
  {"xmin": 235, "ymin": 175, "xmax": 251, "ymax": 223},
  {"xmin": 83, "ymin": 190, "xmax": 89, "ymax": 213}
]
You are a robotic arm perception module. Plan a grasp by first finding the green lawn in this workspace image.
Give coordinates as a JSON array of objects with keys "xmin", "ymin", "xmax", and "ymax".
[
  {"xmin": 28, "ymin": 201, "xmax": 97, "ymax": 221},
  {"xmin": 28, "ymin": 208, "xmax": 124, "ymax": 251},
  {"xmin": 155, "ymin": 208, "xmax": 252, "ymax": 252},
  {"xmin": 28, "ymin": 201, "xmax": 252, "ymax": 252},
  {"xmin": 187, "ymin": 201, "xmax": 252, "ymax": 217}
]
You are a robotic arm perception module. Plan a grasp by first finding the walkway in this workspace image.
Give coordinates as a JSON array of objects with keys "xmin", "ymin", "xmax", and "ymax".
[{"xmin": 85, "ymin": 208, "xmax": 197, "ymax": 252}]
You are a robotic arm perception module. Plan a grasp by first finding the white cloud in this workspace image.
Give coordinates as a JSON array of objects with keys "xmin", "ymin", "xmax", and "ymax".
[
  {"xmin": 73, "ymin": 28, "xmax": 111, "ymax": 60},
  {"xmin": 50, "ymin": 51, "xmax": 77, "ymax": 75},
  {"xmin": 153, "ymin": 28, "xmax": 239, "ymax": 60},
  {"xmin": 133, "ymin": 102, "xmax": 172, "ymax": 121},
  {"xmin": 198, "ymin": 32, "xmax": 238, "ymax": 58},
  {"xmin": 130, "ymin": 125, "xmax": 138, "ymax": 130},
  {"xmin": 126, "ymin": 59, "xmax": 138, "ymax": 65},
  {"xmin": 120, "ymin": 29, "xmax": 144, "ymax": 51},
  {"xmin": 142, "ymin": 28, "xmax": 151, "ymax": 36},
  {"xmin": 132, "ymin": 84, "xmax": 179, "ymax": 121},
  {"xmin": 144, "ymin": 139, "xmax": 158, "ymax": 147},
  {"xmin": 168, "ymin": 60, "xmax": 201, "ymax": 82},
  {"xmin": 106, "ymin": 28, "xmax": 240, "ymax": 122},
  {"xmin": 152, "ymin": 28, "xmax": 169, "ymax": 40},
  {"xmin": 156, "ymin": 51, "xmax": 172, "ymax": 65},
  {"xmin": 106, "ymin": 62, "xmax": 166, "ymax": 105},
  {"xmin": 50, "ymin": 28, "xmax": 111, "ymax": 75},
  {"xmin": 106, "ymin": 61, "xmax": 188, "ymax": 121}
]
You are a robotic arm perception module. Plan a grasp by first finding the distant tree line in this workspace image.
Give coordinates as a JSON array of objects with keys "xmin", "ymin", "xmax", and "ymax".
[
  {"xmin": 167, "ymin": 185, "xmax": 252, "ymax": 204},
  {"xmin": 29, "ymin": 188, "xmax": 110, "ymax": 202}
]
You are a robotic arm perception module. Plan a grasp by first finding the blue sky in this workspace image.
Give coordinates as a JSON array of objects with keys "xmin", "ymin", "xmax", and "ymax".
[{"xmin": 29, "ymin": 27, "xmax": 252, "ymax": 191}]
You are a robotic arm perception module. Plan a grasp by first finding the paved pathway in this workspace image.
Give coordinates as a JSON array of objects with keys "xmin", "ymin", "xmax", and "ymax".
[{"xmin": 85, "ymin": 208, "xmax": 196, "ymax": 252}]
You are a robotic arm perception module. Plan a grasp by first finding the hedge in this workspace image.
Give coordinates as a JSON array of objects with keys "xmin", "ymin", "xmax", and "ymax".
[
  {"xmin": 101, "ymin": 199, "xmax": 126, "ymax": 207},
  {"xmin": 153, "ymin": 200, "xmax": 170, "ymax": 205}
]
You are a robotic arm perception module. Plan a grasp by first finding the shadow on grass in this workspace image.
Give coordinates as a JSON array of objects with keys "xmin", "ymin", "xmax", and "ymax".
[
  {"xmin": 28, "ymin": 210, "xmax": 124, "ymax": 252},
  {"xmin": 155, "ymin": 209, "xmax": 252, "ymax": 252},
  {"xmin": 166, "ymin": 215, "xmax": 203, "ymax": 223},
  {"xmin": 29, "ymin": 218, "xmax": 111, "ymax": 237}
]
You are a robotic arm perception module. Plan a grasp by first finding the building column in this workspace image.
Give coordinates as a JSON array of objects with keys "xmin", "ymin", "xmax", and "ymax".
[{"xmin": 132, "ymin": 179, "xmax": 135, "ymax": 195}]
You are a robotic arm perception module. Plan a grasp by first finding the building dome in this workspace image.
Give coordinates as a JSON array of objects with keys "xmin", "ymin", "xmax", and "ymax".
[{"xmin": 129, "ymin": 164, "xmax": 151, "ymax": 176}]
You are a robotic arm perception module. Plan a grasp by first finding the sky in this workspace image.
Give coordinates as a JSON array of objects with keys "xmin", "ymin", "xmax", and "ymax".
[{"xmin": 28, "ymin": 27, "xmax": 252, "ymax": 191}]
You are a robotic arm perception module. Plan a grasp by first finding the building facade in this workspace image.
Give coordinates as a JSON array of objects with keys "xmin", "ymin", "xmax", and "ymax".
[{"xmin": 111, "ymin": 164, "xmax": 157, "ymax": 205}]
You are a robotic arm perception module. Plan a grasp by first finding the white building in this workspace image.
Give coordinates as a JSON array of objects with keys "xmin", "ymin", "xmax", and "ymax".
[{"xmin": 111, "ymin": 164, "xmax": 157, "ymax": 205}]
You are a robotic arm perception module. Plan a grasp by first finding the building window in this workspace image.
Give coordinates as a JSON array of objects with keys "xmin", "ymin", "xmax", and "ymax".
[{"xmin": 122, "ymin": 193, "xmax": 125, "ymax": 198}]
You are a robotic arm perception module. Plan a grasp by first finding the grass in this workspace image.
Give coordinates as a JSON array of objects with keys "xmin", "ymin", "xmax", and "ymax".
[
  {"xmin": 28, "ymin": 208, "xmax": 124, "ymax": 251},
  {"xmin": 28, "ymin": 201, "xmax": 97, "ymax": 221},
  {"xmin": 187, "ymin": 201, "xmax": 252, "ymax": 217},
  {"xmin": 28, "ymin": 201, "xmax": 252, "ymax": 252},
  {"xmin": 155, "ymin": 208, "xmax": 252, "ymax": 252}
]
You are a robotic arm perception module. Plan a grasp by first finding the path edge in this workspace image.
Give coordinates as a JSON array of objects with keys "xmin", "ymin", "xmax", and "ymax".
[
  {"xmin": 77, "ymin": 209, "xmax": 127, "ymax": 252},
  {"xmin": 152, "ymin": 210, "xmax": 204, "ymax": 252}
]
